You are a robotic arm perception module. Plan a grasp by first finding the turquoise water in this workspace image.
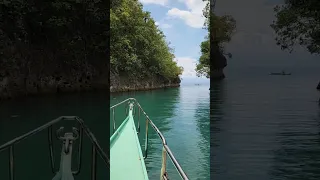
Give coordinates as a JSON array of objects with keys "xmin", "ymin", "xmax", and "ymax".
[{"xmin": 110, "ymin": 86, "xmax": 210, "ymax": 180}]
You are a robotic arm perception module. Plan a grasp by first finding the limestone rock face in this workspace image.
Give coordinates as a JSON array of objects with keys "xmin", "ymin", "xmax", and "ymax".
[
  {"xmin": 110, "ymin": 72, "xmax": 180, "ymax": 92},
  {"xmin": 210, "ymin": 46, "xmax": 227, "ymax": 81},
  {"xmin": 0, "ymin": 70, "xmax": 106, "ymax": 100},
  {"xmin": 211, "ymin": 69, "xmax": 225, "ymax": 81}
]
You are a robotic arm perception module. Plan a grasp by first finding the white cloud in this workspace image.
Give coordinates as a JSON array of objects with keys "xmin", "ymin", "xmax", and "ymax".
[
  {"xmin": 178, "ymin": 0, "xmax": 206, "ymax": 14},
  {"xmin": 139, "ymin": 0, "xmax": 169, "ymax": 6},
  {"xmin": 175, "ymin": 57, "xmax": 198, "ymax": 77},
  {"xmin": 167, "ymin": 0, "xmax": 206, "ymax": 28},
  {"xmin": 155, "ymin": 21, "xmax": 172, "ymax": 29}
]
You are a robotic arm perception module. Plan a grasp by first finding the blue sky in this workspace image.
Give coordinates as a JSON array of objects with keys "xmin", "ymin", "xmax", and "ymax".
[
  {"xmin": 139, "ymin": 0, "xmax": 209, "ymax": 81},
  {"xmin": 139, "ymin": 0, "xmax": 320, "ymax": 83}
]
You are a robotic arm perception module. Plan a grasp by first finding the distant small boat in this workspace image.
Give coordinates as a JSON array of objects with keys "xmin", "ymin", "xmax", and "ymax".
[{"xmin": 269, "ymin": 71, "xmax": 291, "ymax": 75}]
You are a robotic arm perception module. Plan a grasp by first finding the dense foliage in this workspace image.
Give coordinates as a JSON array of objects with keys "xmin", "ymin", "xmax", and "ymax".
[
  {"xmin": 0, "ymin": 0, "xmax": 180, "ymax": 97},
  {"xmin": 271, "ymin": 0, "xmax": 320, "ymax": 54},
  {"xmin": 110, "ymin": 0, "xmax": 182, "ymax": 80},
  {"xmin": 196, "ymin": 0, "xmax": 236, "ymax": 78},
  {"xmin": 0, "ymin": 0, "xmax": 109, "ymax": 82}
]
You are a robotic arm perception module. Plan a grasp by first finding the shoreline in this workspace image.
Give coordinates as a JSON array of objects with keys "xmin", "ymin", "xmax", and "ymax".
[
  {"xmin": 0, "ymin": 83, "xmax": 180, "ymax": 101},
  {"xmin": 110, "ymin": 83, "xmax": 180, "ymax": 93}
]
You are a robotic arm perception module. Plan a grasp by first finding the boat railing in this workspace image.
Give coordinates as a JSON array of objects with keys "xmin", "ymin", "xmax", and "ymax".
[
  {"xmin": 110, "ymin": 98, "xmax": 189, "ymax": 180},
  {"xmin": 0, "ymin": 116, "xmax": 109, "ymax": 180}
]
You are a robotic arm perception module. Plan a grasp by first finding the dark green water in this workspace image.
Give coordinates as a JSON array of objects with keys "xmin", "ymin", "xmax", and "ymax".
[
  {"xmin": 211, "ymin": 66, "xmax": 320, "ymax": 180},
  {"xmin": 110, "ymin": 86, "xmax": 210, "ymax": 180},
  {"xmin": 0, "ymin": 92, "xmax": 108, "ymax": 179}
]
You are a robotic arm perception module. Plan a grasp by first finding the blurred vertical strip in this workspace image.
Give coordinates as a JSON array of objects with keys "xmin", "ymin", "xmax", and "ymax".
[
  {"xmin": 209, "ymin": 1, "xmax": 214, "ymax": 178},
  {"xmin": 209, "ymin": 0, "xmax": 215, "ymax": 89}
]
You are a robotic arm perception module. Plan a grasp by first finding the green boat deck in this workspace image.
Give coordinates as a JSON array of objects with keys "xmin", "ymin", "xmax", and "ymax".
[
  {"xmin": 110, "ymin": 98, "xmax": 189, "ymax": 180},
  {"xmin": 110, "ymin": 107, "xmax": 148, "ymax": 180}
]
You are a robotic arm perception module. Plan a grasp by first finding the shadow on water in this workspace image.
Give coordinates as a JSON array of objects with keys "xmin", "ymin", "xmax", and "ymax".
[
  {"xmin": 0, "ymin": 91, "xmax": 108, "ymax": 180},
  {"xmin": 110, "ymin": 88, "xmax": 180, "ymax": 179},
  {"xmin": 269, "ymin": 106, "xmax": 320, "ymax": 180},
  {"xmin": 210, "ymin": 81, "xmax": 227, "ymax": 177}
]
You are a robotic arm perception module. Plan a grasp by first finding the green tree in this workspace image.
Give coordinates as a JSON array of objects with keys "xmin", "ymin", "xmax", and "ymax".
[
  {"xmin": 271, "ymin": 0, "xmax": 320, "ymax": 54},
  {"xmin": 110, "ymin": 0, "xmax": 182, "ymax": 82},
  {"xmin": 0, "ymin": 0, "xmax": 181, "ymax": 98},
  {"xmin": 196, "ymin": 0, "xmax": 236, "ymax": 78},
  {"xmin": 0, "ymin": 0, "xmax": 109, "ymax": 91}
]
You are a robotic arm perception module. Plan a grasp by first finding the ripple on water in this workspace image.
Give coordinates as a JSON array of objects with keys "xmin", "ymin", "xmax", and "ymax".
[
  {"xmin": 111, "ymin": 86, "xmax": 210, "ymax": 180},
  {"xmin": 211, "ymin": 71, "xmax": 320, "ymax": 180}
]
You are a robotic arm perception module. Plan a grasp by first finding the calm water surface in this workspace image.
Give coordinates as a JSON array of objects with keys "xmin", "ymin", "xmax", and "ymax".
[
  {"xmin": 110, "ymin": 86, "xmax": 210, "ymax": 180},
  {"xmin": 212, "ymin": 66, "xmax": 320, "ymax": 180},
  {"xmin": 0, "ymin": 85, "xmax": 210, "ymax": 180},
  {"xmin": 2, "ymin": 65, "xmax": 319, "ymax": 180}
]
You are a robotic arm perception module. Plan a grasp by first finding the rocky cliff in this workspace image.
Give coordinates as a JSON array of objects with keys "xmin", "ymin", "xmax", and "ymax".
[
  {"xmin": 110, "ymin": 72, "xmax": 180, "ymax": 92},
  {"xmin": 210, "ymin": 44, "xmax": 228, "ymax": 81},
  {"xmin": 0, "ymin": 71, "xmax": 179, "ymax": 100},
  {"xmin": 0, "ymin": 65, "xmax": 108, "ymax": 100}
]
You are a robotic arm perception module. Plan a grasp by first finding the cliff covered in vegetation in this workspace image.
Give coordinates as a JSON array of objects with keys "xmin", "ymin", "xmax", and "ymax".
[
  {"xmin": 110, "ymin": 0, "xmax": 183, "ymax": 92},
  {"xmin": 0, "ymin": 0, "xmax": 109, "ymax": 99},
  {"xmin": 196, "ymin": 0, "xmax": 236, "ymax": 80},
  {"xmin": 0, "ymin": 0, "xmax": 182, "ymax": 100}
]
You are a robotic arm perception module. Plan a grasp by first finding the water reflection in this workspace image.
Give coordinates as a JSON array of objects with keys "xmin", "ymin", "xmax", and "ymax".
[
  {"xmin": 269, "ymin": 106, "xmax": 320, "ymax": 180},
  {"xmin": 110, "ymin": 88, "xmax": 180, "ymax": 179},
  {"xmin": 210, "ymin": 81, "xmax": 226, "ymax": 177},
  {"xmin": 210, "ymin": 74, "xmax": 320, "ymax": 180},
  {"xmin": 110, "ymin": 86, "xmax": 210, "ymax": 180},
  {"xmin": 194, "ymin": 87, "xmax": 210, "ymax": 179}
]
